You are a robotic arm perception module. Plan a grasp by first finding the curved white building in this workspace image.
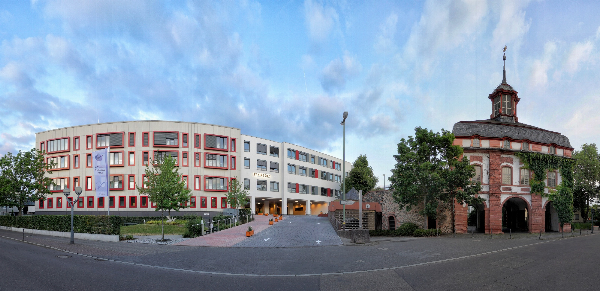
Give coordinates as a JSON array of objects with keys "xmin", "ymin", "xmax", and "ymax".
[{"xmin": 34, "ymin": 120, "xmax": 350, "ymax": 217}]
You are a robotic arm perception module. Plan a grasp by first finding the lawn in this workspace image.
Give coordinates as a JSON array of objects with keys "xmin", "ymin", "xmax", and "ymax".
[{"xmin": 120, "ymin": 223, "xmax": 187, "ymax": 236}]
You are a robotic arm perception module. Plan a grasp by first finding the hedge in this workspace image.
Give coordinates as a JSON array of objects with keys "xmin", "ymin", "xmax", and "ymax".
[{"xmin": 0, "ymin": 215, "xmax": 122, "ymax": 235}]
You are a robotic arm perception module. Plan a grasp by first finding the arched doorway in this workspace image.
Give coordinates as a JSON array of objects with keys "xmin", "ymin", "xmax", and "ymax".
[
  {"xmin": 502, "ymin": 197, "xmax": 529, "ymax": 232},
  {"xmin": 545, "ymin": 202, "xmax": 559, "ymax": 232},
  {"xmin": 388, "ymin": 216, "xmax": 396, "ymax": 230},
  {"xmin": 468, "ymin": 203, "xmax": 486, "ymax": 233}
]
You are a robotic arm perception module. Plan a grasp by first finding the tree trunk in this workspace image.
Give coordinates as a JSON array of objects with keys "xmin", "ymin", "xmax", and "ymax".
[
  {"xmin": 17, "ymin": 206, "xmax": 23, "ymax": 217},
  {"xmin": 161, "ymin": 210, "xmax": 165, "ymax": 241}
]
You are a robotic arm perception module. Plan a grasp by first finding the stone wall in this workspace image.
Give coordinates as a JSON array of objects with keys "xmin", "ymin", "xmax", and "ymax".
[{"xmin": 363, "ymin": 190, "xmax": 423, "ymax": 230}]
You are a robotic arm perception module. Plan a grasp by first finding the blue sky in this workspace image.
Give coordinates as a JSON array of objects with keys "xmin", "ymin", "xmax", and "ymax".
[{"xmin": 1, "ymin": 0, "xmax": 600, "ymax": 187}]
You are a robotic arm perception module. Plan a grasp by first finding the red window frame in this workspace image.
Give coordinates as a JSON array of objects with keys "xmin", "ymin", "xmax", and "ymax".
[
  {"xmin": 200, "ymin": 196, "xmax": 207, "ymax": 208},
  {"xmin": 151, "ymin": 200, "xmax": 157, "ymax": 208},
  {"xmin": 190, "ymin": 196, "xmax": 196, "ymax": 208},
  {"xmin": 87, "ymin": 196, "xmax": 94, "ymax": 208},
  {"xmin": 72, "ymin": 176, "xmax": 80, "ymax": 190},
  {"xmin": 128, "ymin": 132, "xmax": 136, "ymax": 147},
  {"xmin": 142, "ymin": 151, "xmax": 149, "ymax": 166},
  {"xmin": 211, "ymin": 197, "xmax": 217, "ymax": 208},
  {"xmin": 77, "ymin": 197, "xmax": 84, "ymax": 208},
  {"xmin": 86, "ymin": 154, "xmax": 92, "ymax": 168},
  {"xmin": 95, "ymin": 132, "xmax": 125, "ymax": 149},
  {"xmin": 98, "ymin": 197, "xmax": 105, "ymax": 208},
  {"xmin": 128, "ymin": 174, "xmax": 136, "ymax": 190},
  {"xmin": 140, "ymin": 196, "xmax": 149, "ymax": 208},
  {"xmin": 56, "ymin": 197, "xmax": 62, "ymax": 208},
  {"xmin": 73, "ymin": 137, "xmax": 80, "ymax": 151},
  {"xmin": 86, "ymin": 135, "xmax": 93, "ymax": 149},
  {"xmin": 109, "ymin": 196, "xmax": 116, "ymax": 208},
  {"xmin": 194, "ymin": 134, "xmax": 201, "ymax": 149},
  {"xmin": 182, "ymin": 175, "xmax": 188, "ymax": 189},
  {"xmin": 230, "ymin": 156, "xmax": 236, "ymax": 170},
  {"xmin": 182, "ymin": 151, "xmax": 188, "ymax": 167},
  {"xmin": 47, "ymin": 198, "xmax": 53, "ymax": 208},
  {"xmin": 118, "ymin": 196, "xmax": 126, "ymax": 208},
  {"xmin": 38, "ymin": 199, "xmax": 44, "ymax": 209},
  {"xmin": 142, "ymin": 132, "xmax": 149, "ymax": 147},
  {"xmin": 230, "ymin": 138, "xmax": 236, "ymax": 152},
  {"xmin": 182, "ymin": 133, "xmax": 188, "ymax": 148},
  {"xmin": 49, "ymin": 177, "xmax": 69, "ymax": 193},
  {"xmin": 46, "ymin": 137, "xmax": 70, "ymax": 154},
  {"xmin": 73, "ymin": 154, "xmax": 80, "ymax": 169},
  {"xmin": 194, "ymin": 175, "xmax": 201, "ymax": 190},
  {"xmin": 67, "ymin": 197, "xmax": 73, "ymax": 208},
  {"xmin": 109, "ymin": 174, "xmax": 124, "ymax": 190},
  {"xmin": 204, "ymin": 152, "xmax": 228, "ymax": 169},
  {"xmin": 108, "ymin": 150, "xmax": 125, "ymax": 167},
  {"xmin": 221, "ymin": 197, "xmax": 227, "ymax": 208},
  {"xmin": 194, "ymin": 152, "xmax": 201, "ymax": 167},
  {"xmin": 204, "ymin": 176, "xmax": 228, "ymax": 192},
  {"xmin": 128, "ymin": 151, "xmax": 135, "ymax": 166},
  {"xmin": 204, "ymin": 134, "xmax": 228, "ymax": 151},
  {"xmin": 129, "ymin": 196, "xmax": 137, "ymax": 208},
  {"xmin": 40, "ymin": 141, "xmax": 45, "ymax": 152},
  {"xmin": 152, "ymin": 131, "xmax": 180, "ymax": 148},
  {"xmin": 153, "ymin": 150, "xmax": 179, "ymax": 166},
  {"xmin": 142, "ymin": 174, "xmax": 147, "ymax": 189},
  {"xmin": 46, "ymin": 155, "xmax": 70, "ymax": 170},
  {"xmin": 296, "ymin": 183, "xmax": 299, "ymax": 193},
  {"xmin": 85, "ymin": 176, "xmax": 93, "ymax": 191}
]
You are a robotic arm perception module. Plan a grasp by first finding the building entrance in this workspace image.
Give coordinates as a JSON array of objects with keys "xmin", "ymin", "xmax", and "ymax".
[{"xmin": 502, "ymin": 197, "xmax": 529, "ymax": 232}]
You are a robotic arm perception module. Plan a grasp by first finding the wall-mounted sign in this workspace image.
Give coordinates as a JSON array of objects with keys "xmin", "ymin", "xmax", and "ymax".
[{"xmin": 253, "ymin": 173, "xmax": 271, "ymax": 179}]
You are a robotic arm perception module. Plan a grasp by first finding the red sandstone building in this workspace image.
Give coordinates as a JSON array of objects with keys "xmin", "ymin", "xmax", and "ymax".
[{"xmin": 451, "ymin": 53, "xmax": 573, "ymax": 234}]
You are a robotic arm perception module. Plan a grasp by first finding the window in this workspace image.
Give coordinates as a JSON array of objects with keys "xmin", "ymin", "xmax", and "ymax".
[
  {"xmin": 201, "ymin": 197, "xmax": 207, "ymax": 208},
  {"xmin": 520, "ymin": 169, "xmax": 530, "ymax": 185},
  {"xmin": 503, "ymin": 140, "xmax": 510, "ymax": 149},
  {"xmin": 182, "ymin": 152, "xmax": 188, "ymax": 167},
  {"xmin": 190, "ymin": 196, "xmax": 196, "ymax": 208},
  {"xmin": 195, "ymin": 176, "xmax": 201, "ymax": 190},
  {"xmin": 244, "ymin": 158, "xmax": 250, "ymax": 169},
  {"xmin": 49, "ymin": 178, "xmax": 68, "ymax": 192},
  {"xmin": 86, "ymin": 176, "xmax": 93, "ymax": 190},
  {"xmin": 97, "ymin": 133, "xmax": 124, "ymax": 148},
  {"xmin": 300, "ymin": 184, "xmax": 308, "ymax": 194},
  {"xmin": 129, "ymin": 132, "xmax": 135, "ymax": 147},
  {"xmin": 205, "ymin": 153, "xmax": 228, "ymax": 168},
  {"xmin": 142, "ymin": 175, "xmax": 148, "ymax": 189},
  {"xmin": 257, "ymin": 159, "xmax": 267, "ymax": 171},
  {"xmin": 522, "ymin": 142, "xmax": 529, "ymax": 151},
  {"xmin": 299, "ymin": 167, "xmax": 307, "ymax": 176},
  {"xmin": 38, "ymin": 199, "xmax": 44, "ymax": 209},
  {"xmin": 244, "ymin": 178, "xmax": 250, "ymax": 190},
  {"xmin": 270, "ymin": 146, "xmax": 279, "ymax": 157},
  {"xmin": 194, "ymin": 134, "xmax": 201, "ymax": 148},
  {"xmin": 310, "ymin": 155, "xmax": 315, "ymax": 164},
  {"xmin": 128, "ymin": 175, "xmax": 136, "ymax": 190},
  {"xmin": 549, "ymin": 146, "xmax": 556, "ymax": 154},
  {"xmin": 257, "ymin": 180, "xmax": 267, "ymax": 191},
  {"xmin": 270, "ymin": 181, "xmax": 279, "ymax": 192},
  {"xmin": 40, "ymin": 142, "xmax": 45, "ymax": 152},
  {"xmin": 211, "ymin": 197, "xmax": 217, "ymax": 208},
  {"xmin": 473, "ymin": 138, "xmax": 480, "ymax": 147},
  {"xmin": 321, "ymin": 188, "xmax": 328, "ymax": 196},
  {"xmin": 143, "ymin": 151, "xmax": 149, "ymax": 166},
  {"xmin": 221, "ymin": 197, "xmax": 227, "ymax": 208},
  {"xmin": 230, "ymin": 156, "xmax": 236, "ymax": 170},
  {"xmin": 119, "ymin": 196, "xmax": 126, "ymax": 208},
  {"xmin": 257, "ymin": 143, "xmax": 267, "ymax": 155},
  {"xmin": 153, "ymin": 131, "xmax": 178, "ymax": 147},
  {"xmin": 288, "ymin": 149, "xmax": 295, "ymax": 158},
  {"xmin": 154, "ymin": 151, "xmax": 178, "ymax": 164},
  {"xmin": 47, "ymin": 198, "xmax": 53, "ymax": 208},
  {"xmin": 47, "ymin": 155, "xmax": 69, "ymax": 170},
  {"xmin": 288, "ymin": 183, "xmax": 295, "ymax": 193},
  {"xmin": 74, "ymin": 137, "xmax": 80, "ymax": 150},
  {"xmin": 312, "ymin": 186, "xmax": 318, "ymax": 195},
  {"xmin": 109, "ymin": 151, "xmax": 123, "ymax": 166},
  {"xmin": 299, "ymin": 152, "xmax": 308, "ymax": 162},
  {"xmin": 270, "ymin": 162, "xmax": 279, "ymax": 173},
  {"xmin": 73, "ymin": 177, "xmax": 80, "ymax": 188},
  {"xmin": 110, "ymin": 175, "xmax": 123, "ymax": 190},
  {"xmin": 77, "ymin": 197, "xmax": 84, "ymax": 208},
  {"xmin": 98, "ymin": 197, "xmax": 104, "ymax": 208},
  {"xmin": 471, "ymin": 165, "xmax": 482, "ymax": 182},
  {"xmin": 87, "ymin": 197, "xmax": 94, "ymax": 208},
  {"xmin": 502, "ymin": 94, "xmax": 512, "ymax": 115},
  {"xmin": 57, "ymin": 197, "xmax": 62, "ymax": 208},
  {"xmin": 244, "ymin": 141, "xmax": 250, "ymax": 152},
  {"xmin": 230, "ymin": 138, "xmax": 236, "ymax": 152},
  {"xmin": 142, "ymin": 132, "xmax": 149, "ymax": 147},
  {"xmin": 87, "ymin": 154, "xmax": 92, "ymax": 167},
  {"xmin": 67, "ymin": 197, "xmax": 73, "ymax": 208},
  {"xmin": 129, "ymin": 196, "xmax": 137, "ymax": 208},
  {"xmin": 502, "ymin": 167, "xmax": 512, "ymax": 185},
  {"xmin": 182, "ymin": 175, "xmax": 188, "ymax": 189},
  {"xmin": 195, "ymin": 153, "xmax": 201, "ymax": 167},
  {"xmin": 129, "ymin": 151, "xmax": 135, "ymax": 166},
  {"xmin": 288, "ymin": 164, "xmax": 296, "ymax": 174},
  {"xmin": 205, "ymin": 177, "xmax": 227, "ymax": 191},
  {"xmin": 109, "ymin": 196, "xmax": 115, "ymax": 208},
  {"xmin": 86, "ymin": 135, "xmax": 92, "ymax": 149},
  {"xmin": 547, "ymin": 172, "xmax": 556, "ymax": 188},
  {"xmin": 182, "ymin": 133, "xmax": 188, "ymax": 147},
  {"xmin": 204, "ymin": 134, "xmax": 228, "ymax": 151},
  {"xmin": 493, "ymin": 96, "xmax": 500, "ymax": 116},
  {"xmin": 310, "ymin": 168, "xmax": 316, "ymax": 178},
  {"xmin": 74, "ymin": 155, "xmax": 79, "ymax": 168},
  {"xmin": 47, "ymin": 137, "xmax": 69, "ymax": 153},
  {"xmin": 141, "ymin": 196, "xmax": 148, "ymax": 208}
]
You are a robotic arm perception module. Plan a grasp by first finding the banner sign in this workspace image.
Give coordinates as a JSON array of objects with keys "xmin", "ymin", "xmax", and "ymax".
[{"xmin": 93, "ymin": 147, "xmax": 110, "ymax": 197}]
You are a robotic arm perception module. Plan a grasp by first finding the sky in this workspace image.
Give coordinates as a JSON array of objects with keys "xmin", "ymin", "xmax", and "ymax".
[{"xmin": 1, "ymin": 0, "xmax": 600, "ymax": 188}]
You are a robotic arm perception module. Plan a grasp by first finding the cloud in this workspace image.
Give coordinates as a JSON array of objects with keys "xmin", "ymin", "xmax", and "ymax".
[
  {"xmin": 490, "ymin": 0, "xmax": 531, "ymax": 56},
  {"xmin": 304, "ymin": 0, "xmax": 338, "ymax": 44},
  {"xmin": 320, "ymin": 52, "xmax": 362, "ymax": 92},
  {"xmin": 374, "ymin": 13, "xmax": 398, "ymax": 54},
  {"xmin": 529, "ymin": 41, "xmax": 556, "ymax": 88},
  {"xmin": 564, "ymin": 40, "xmax": 593, "ymax": 74}
]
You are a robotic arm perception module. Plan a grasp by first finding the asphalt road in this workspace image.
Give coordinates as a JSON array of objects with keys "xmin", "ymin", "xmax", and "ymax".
[{"xmin": 1, "ymin": 230, "xmax": 599, "ymax": 290}]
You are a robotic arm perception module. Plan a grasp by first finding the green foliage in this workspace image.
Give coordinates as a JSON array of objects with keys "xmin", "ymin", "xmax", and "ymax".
[
  {"xmin": 0, "ymin": 149, "xmax": 55, "ymax": 216},
  {"xmin": 368, "ymin": 222, "xmax": 437, "ymax": 237},
  {"xmin": 571, "ymin": 222, "xmax": 592, "ymax": 230},
  {"xmin": 343, "ymin": 155, "xmax": 379, "ymax": 195},
  {"xmin": 226, "ymin": 178, "xmax": 249, "ymax": 209},
  {"xmin": 183, "ymin": 218, "xmax": 204, "ymax": 238},
  {"xmin": 390, "ymin": 127, "xmax": 482, "ymax": 225},
  {"xmin": 396, "ymin": 222, "xmax": 419, "ymax": 236},
  {"xmin": 549, "ymin": 184, "xmax": 574, "ymax": 227},
  {"xmin": 121, "ymin": 224, "xmax": 186, "ymax": 236},
  {"xmin": 0, "ymin": 215, "xmax": 121, "ymax": 235},
  {"xmin": 571, "ymin": 144, "xmax": 600, "ymax": 221},
  {"xmin": 412, "ymin": 229, "xmax": 438, "ymax": 237}
]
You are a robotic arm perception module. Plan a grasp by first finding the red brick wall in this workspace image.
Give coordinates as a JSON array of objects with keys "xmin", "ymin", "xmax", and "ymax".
[{"xmin": 469, "ymin": 155, "xmax": 483, "ymax": 162}]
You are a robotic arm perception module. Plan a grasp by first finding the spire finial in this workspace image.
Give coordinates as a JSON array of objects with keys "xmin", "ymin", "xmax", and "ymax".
[{"xmin": 502, "ymin": 45, "xmax": 507, "ymax": 84}]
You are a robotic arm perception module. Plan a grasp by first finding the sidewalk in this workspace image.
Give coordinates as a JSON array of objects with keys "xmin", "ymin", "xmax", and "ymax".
[{"xmin": 174, "ymin": 214, "xmax": 273, "ymax": 247}]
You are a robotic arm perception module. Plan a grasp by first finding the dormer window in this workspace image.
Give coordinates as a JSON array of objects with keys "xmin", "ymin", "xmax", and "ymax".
[
  {"xmin": 503, "ymin": 140, "xmax": 510, "ymax": 149},
  {"xmin": 549, "ymin": 146, "xmax": 555, "ymax": 154},
  {"xmin": 522, "ymin": 142, "xmax": 529, "ymax": 151},
  {"xmin": 472, "ymin": 138, "xmax": 480, "ymax": 147}
]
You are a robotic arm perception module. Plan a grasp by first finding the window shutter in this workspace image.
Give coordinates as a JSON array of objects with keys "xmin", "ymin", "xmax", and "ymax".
[
  {"xmin": 195, "ymin": 135, "xmax": 200, "ymax": 148},
  {"xmin": 143, "ymin": 133, "xmax": 149, "ymax": 146},
  {"xmin": 206, "ymin": 135, "xmax": 217, "ymax": 148},
  {"xmin": 109, "ymin": 133, "xmax": 123, "ymax": 146}
]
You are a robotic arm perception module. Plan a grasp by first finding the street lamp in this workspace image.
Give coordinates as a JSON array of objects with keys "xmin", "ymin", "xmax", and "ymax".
[
  {"xmin": 63, "ymin": 186, "xmax": 83, "ymax": 244},
  {"xmin": 341, "ymin": 111, "xmax": 348, "ymax": 229}
]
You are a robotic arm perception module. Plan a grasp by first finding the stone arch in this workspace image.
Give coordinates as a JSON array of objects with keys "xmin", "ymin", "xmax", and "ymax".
[
  {"xmin": 543, "ymin": 200, "xmax": 560, "ymax": 232},
  {"xmin": 501, "ymin": 196, "xmax": 530, "ymax": 232},
  {"xmin": 388, "ymin": 215, "xmax": 396, "ymax": 230}
]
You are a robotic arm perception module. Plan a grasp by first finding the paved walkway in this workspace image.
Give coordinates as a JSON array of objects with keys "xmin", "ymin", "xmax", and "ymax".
[{"xmin": 174, "ymin": 214, "xmax": 273, "ymax": 247}]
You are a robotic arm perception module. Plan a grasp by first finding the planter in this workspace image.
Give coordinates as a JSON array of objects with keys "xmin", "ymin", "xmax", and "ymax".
[
  {"xmin": 246, "ymin": 231, "xmax": 254, "ymax": 237},
  {"xmin": 274, "ymin": 218, "xmax": 278, "ymax": 222},
  {"xmin": 269, "ymin": 221, "xmax": 273, "ymax": 225}
]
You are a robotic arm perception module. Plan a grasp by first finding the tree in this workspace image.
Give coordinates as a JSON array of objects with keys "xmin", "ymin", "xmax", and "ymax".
[
  {"xmin": 389, "ymin": 127, "xmax": 482, "ymax": 230},
  {"xmin": 549, "ymin": 184, "xmax": 574, "ymax": 233},
  {"xmin": 137, "ymin": 155, "xmax": 191, "ymax": 241},
  {"xmin": 0, "ymin": 149, "xmax": 54, "ymax": 216},
  {"xmin": 572, "ymin": 144, "xmax": 600, "ymax": 222},
  {"xmin": 343, "ymin": 155, "xmax": 379, "ymax": 195},
  {"xmin": 226, "ymin": 178, "xmax": 249, "ymax": 209}
]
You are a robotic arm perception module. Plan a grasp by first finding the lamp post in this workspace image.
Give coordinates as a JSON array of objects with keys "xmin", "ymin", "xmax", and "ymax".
[
  {"xmin": 63, "ymin": 186, "xmax": 83, "ymax": 244},
  {"xmin": 341, "ymin": 111, "xmax": 348, "ymax": 228}
]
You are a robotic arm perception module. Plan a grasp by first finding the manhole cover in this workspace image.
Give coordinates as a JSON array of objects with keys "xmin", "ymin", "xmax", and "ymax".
[{"xmin": 57, "ymin": 255, "xmax": 70, "ymax": 259}]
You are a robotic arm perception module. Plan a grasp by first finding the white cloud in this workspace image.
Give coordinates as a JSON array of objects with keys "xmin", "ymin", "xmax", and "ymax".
[
  {"xmin": 490, "ymin": 0, "xmax": 531, "ymax": 56},
  {"xmin": 320, "ymin": 52, "xmax": 362, "ymax": 92},
  {"xmin": 374, "ymin": 13, "xmax": 398, "ymax": 54},
  {"xmin": 529, "ymin": 41, "xmax": 556, "ymax": 88},
  {"xmin": 304, "ymin": 0, "xmax": 338, "ymax": 44},
  {"xmin": 564, "ymin": 40, "xmax": 593, "ymax": 74},
  {"xmin": 564, "ymin": 96, "xmax": 600, "ymax": 145}
]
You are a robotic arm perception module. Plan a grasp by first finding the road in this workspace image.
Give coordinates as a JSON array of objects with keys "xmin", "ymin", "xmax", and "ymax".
[{"xmin": 0, "ymin": 229, "xmax": 598, "ymax": 290}]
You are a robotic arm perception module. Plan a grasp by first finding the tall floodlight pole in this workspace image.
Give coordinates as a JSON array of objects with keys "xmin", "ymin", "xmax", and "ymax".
[{"xmin": 341, "ymin": 111, "xmax": 348, "ymax": 228}]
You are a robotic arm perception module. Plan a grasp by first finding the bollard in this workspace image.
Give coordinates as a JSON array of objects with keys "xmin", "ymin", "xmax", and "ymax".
[
  {"xmin": 510, "ymin": 229, "xmax": 511, "ymax": 240},
  {"xmin": 539, "ymin": 230, "xmax": 542, "ymax": 240},
  {"xmin": 22, "ymin": 229, "xmax": 24, "ymax": 241},
  {"xmin": 580, "ymin": 229, "xmax": 582, "ymax": 235},
  {"xmin": 471, "ymin": 229, "xmax": 474, "ymax": 238}
]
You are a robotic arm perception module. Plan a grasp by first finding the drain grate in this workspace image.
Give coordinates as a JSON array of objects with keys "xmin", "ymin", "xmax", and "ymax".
[{"xmin": 57, "ymin": 255, "xmax": 70, "ymax": 259}]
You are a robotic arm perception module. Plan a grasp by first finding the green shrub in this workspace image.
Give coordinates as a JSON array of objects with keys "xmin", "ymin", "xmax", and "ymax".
[
  {"xmin": 413, "ymin": 229, "xmax": 437, "ymax": 237},
  {"xmin": 183, "ymin": 218, "xmax": 204, "ymax": 238},
  {"xmin": 0, "ymin": 215, "xmax": 121, "ymax": 235},
  {"xmin": 396, "ymin": 222, "xmax": 419, "ymax": 236},
  {"xmin": 572, "ymin": 222, "xmax": 592, "ymax": 230}
]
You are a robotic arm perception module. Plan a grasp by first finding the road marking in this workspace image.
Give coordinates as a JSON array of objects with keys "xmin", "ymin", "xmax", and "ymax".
[
  {"xmin": 264, "ymin": 238, "xmax": 270, "ymax": 241},
  {"xmin": 316, "ymin": 240, "xmax": 321, "ymax": 244}
]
